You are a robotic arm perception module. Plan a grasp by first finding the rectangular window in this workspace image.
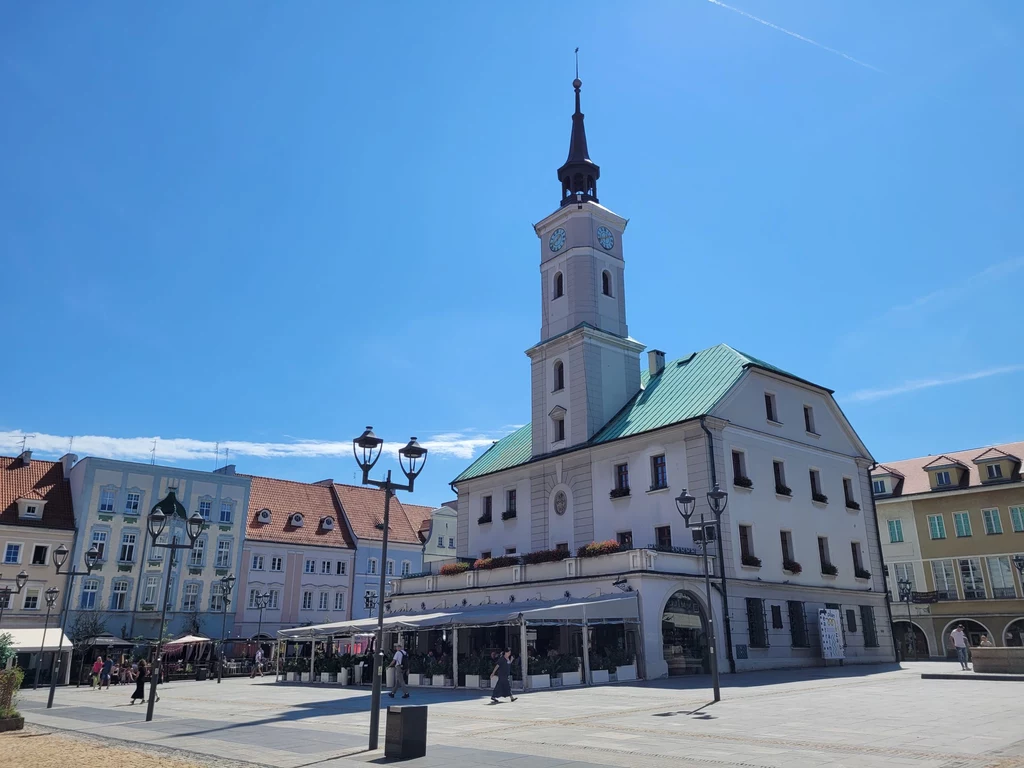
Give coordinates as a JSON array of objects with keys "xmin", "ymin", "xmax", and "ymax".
[
  {"xmin": 248, "ymin": 589, "xmax": 259, "ymax": 609},
  {"xmin": 773, "ymin": 461, "xmax": 788, "ymax": 493},
  {"xmin": 334, "ymin": 592, "xmax": 345, "ymax": 611},
  {"xmin": 982, "ymin": 508, "xmax": 1003, "ymax": 535},
  {"xmin": 771, "ymin": 604, "xmax": 783, "ymax": 629},
  {"xmin": 809, "ymin": 469, "xmax": 823, "ymax": 497},
  {"xmin": 507, "ymin": 489, "xmax": 516, "ymax": 513},
  {"xmin": 252, "ymin": 555, "xmax": 264, "ymax": 570},
  {"xmin": 746, "ymin": 597, "xmax": 769, "ymax": 648},
  {"xmin": 765, "ymin": 393, "xmax": 778, "ymax": 422},
  {"xmin": 304, "ymin": 559, "xmax": 315, "ymax": 574},
  {"xmin": 482, "ymin": 495, "xmax": 493, "ymax": 521},
  {"xmin": 650, "ymin": 454, "xmax": 668, "ymax": 490},
  {"xmin": 935, "ymin": 470, "xmax": 951, "ymax": 486},
  {"xmin": 872, "ymin": 479, "xmax": 886, "ymax": 495},
  {"xmin": 505, "ymin": 547, "xmax": 517, "ymax": 555},
  {"xmin": 215, "ymin": 540, "xmax": 231, "ymax": 568},
  {"xmin": 183, "ymin": 583, "xmax": 199, "ymax": 612},
  {"xmin": 655, "ymin": 526, "xmax": 672, "ymax": 549},
  {"xmin": 987, "ymin": 463, "xmax": 1003, "ymax": 480},
  {"xmin": 110, "ymin": 581, "xmax": 128, "ymax": 610},
  {"xmin": 927, "ymin": 514, "xmax": 946, "ymax": 540},
  {"xmin": 1011, "ymin": 506, "xmax": 1024, "ymax": 532},
  {"xmin": 861, "ymin": 606, "xmax": 878, "ymax": 647},
  {"xmin": 851, "ymin": 542, "xmax": 864, "ymax": 572},
  {"xmin": 210, "ymin": 582, "xmax": 225, "ymax": 612},
  {"xmin": 845, "ymin": 608, "xmax": 858, "ymax": 633},
  {"xmin": 780, "ymin": 530, "xmax": 794, "ymax": 562},
  {"xmin": 892, "ymin": 562, "xmax": 916, "ymax": 593},
  {"xmin": 401, "ymin": 561, "xmax": 411, "ymax": 576},
  {"xmin": 788, "ymin": 601, "xmax": 809, "ymax": 647},
  {"xmin": 843, "ymin": 478, "xmax": 856, "ymax": 506},
  {"xmin": 99, "ymin": 488, "xmax": 115, "ymax": 513},
  {"xmin": 615, "ymin": 463, "xmax": 630, "ymax": 491},
  {"xmin": 219, "ymin": 501, "xmax": 233, "ymax": 524},
  {"xmin": 817, "ymin": 536, "xmax": 831, "ymax": 569},
  {"xmin": 448, "ymin": 537, "xmax": 455, "ymax": 549},
  {"xmin": 91, "ymin": 531, "xmax": 107, "ymax": 560},
  {"xmin": 22, "ymin": 588, "xmax": 40, "ymax": 610},
  {"xmin": 386, "ymin": 560, "xmax": 394, "ymax": 576},
  {"xmin": 268, "ymin": 590, "xmax": 279, "ymax": 609},
  {"xmin": 189, "ymin": 538, "xmax": 205, "ymax": 567},
  {"xmin": 124, "ymin": 492, "xmax": 141, "ymax": 515},
  {"xmin": 271, "ymin": 556, "xmax": 283, "ymax": 571},
  {"xmin": 0, "ymin": 592, "xmax": 10, "ymax": 611},
  {"xmin": 987, "ymin": 556, "xmax": 1017, "ymax": 599},
  {"xmin": 803, "ymin": 405, "xmax": 816, "ymax": 433},
  {"xmin": 732, "ymin": 451, "xmax": 747, "ymax": 481},
  {"xmin": 555, "ymin": 543, "xmax": 569, "ymax": 554},
  {"xmin": 931, "ymin": 559, "xmax": 957, "ymax": 600},
  {"xmin": 617, "ymin": 531, "xmax": 633, "ymax": 549},
  {"xmin": 31, "ymin": 545, "xmax": 48, "ymax": 565},
  {"xmin": 119, "ymin": 533, "xmax": 136, "ymax": 563},
  {"xmin": 368, "ymin": 558, "xmax": 377, "ymax": 575},
  {"xmin": 953, "ymin": 512, "xmax": 972, "ymax": 538},
  {"xmin": 959, "ymin": 558, "xmax": 985, "ymax": 599},
  {"xmin": 887, "ymin": 519, "xmax": 904, "ymax": 543},
  {"xmin": 80, "ymin": 579, "xmax": 98, "ymax": 609},
  {"xmin": 437, "ymin": 537, "xmax": 446, "ymax": 549},
  {"xmin": 321, "ymin": 560, "xmax": 331, "ymax": 574},
  {"xmin": 4, "ymin": 544, "xmax": 21, "ymax": 565},
  {"xmin": 739, "ymin": 525, "xmax": 753, "ymax": 559},
  {"xmin": 199, "ymin": 500, "xmax": 212, "ymax": 521},
  {"xmin": 302, "ymin": 591, "xmax": 313, "ymax": 610},
  {"xmin": 336, "ymin": 561, "xmax": 346, "ymax": 575},
  {"xmin": 318, "ymin": 592, "xmax": 329, "ymax": 610},
  {"xmin": 480, "ymin": 551, "xmax": 492, "ymax": 560},
  {"xmin": 554, "ymin": 418, "xmax": 565, "ymax": 442}
]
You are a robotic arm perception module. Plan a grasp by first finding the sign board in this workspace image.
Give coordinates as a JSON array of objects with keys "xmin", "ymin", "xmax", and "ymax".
[
  {"xmin": 911, "ymin": 591, "xmax": 940, "ymax": 604},
  {"xmin": 691, "ymin": 526, "xmax": 717, "ymax": 544},
  {"xmin": 818, "ymin": 608, "xmax": 845, "ymax": 660}
]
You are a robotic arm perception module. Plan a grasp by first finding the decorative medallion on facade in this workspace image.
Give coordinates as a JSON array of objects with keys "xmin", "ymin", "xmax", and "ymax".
[{"xmin": 554, "ymin": 490, "xmax": 567, "ymax": 516}]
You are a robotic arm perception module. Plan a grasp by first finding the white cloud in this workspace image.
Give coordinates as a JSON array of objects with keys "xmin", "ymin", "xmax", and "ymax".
[
  {"xmin": 0, "ymin": 429, "xmax": 512, "ymax": 465},
  {"xmin": 845, "ymin": 364, "xmax": 1024, "ymax": 403},
  {"xmin": 886, "ymin": 257, "xmax": 1024, "ymax": 318}
]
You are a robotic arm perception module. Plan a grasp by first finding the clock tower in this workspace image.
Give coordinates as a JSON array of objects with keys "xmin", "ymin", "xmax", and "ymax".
[{"xmin": 527, "ymin": 77, "xmax": 644, "ymax": 458}]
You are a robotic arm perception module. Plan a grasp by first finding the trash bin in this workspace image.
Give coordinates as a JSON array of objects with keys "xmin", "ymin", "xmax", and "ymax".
[
  {"xmin": 384, "ymin": 705, "xmax": 427, "ymax": 759},
  {"xmin": 195, "ymin": 666, "xmax": 208, "ymax": 681}
]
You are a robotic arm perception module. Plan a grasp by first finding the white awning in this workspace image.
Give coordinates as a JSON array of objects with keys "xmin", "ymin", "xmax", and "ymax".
[
  {"xmin": 277, "ymin": 594, "xmax": 639, "ymax": 640},
  {"xmin": 6, "ymin": 628, "xmax": 73, "ymax": 653}
]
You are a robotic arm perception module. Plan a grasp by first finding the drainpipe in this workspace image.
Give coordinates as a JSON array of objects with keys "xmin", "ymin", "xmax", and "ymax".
[
  {"xmin": 867, "ymin": 463, "xmax": 898, "ymax": 662},
  {"xmin": 700, "ymin": 417, "xmax": 736, "ymax": 674}
]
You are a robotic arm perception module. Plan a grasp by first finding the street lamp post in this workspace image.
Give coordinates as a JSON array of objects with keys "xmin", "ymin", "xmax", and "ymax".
[
  {"xmin": 252, "ymin": 591, "xmax": 270, "ymax": 669},
  {"xmin": 144, "ymin": 490, "xmax": 205, "ymax": 723},
  {"xmin": 216, "ymin": 574, "xmax": 235, "ymax": 684},
  {"xmin": 0, "ymin": 570, "xmax": 29, "ymax": 627},
  {"xmin": 675, "ymin": 483, "xmax": 729, "ymax": 704},
  {"xmin": 351, "ymin": 427, "xmax": 427, "ymax": 752},
  {"xmin": 33, "ymin": 587, "xmax": 60, "ymax": 689},
  {"xmin": 897, "ymin": 578, "xmax": 913, "ymax": 661},
  {"xmin": 48, "ymin": 543, "xmax": 100, "ymax": 708}
]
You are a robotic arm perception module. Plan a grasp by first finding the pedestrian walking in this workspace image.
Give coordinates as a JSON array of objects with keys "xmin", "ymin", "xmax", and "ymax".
[
  {"xmin": 489, "ymin": 648, "xmax": 517, "ymax": 704},
  {"xmin": 101, "ymin": 656, "xmax": 113, "ymax": 689},
  {"xmin": 387, "ymin": 644, "xmax": 410, "ymax": 699},
  {"xmin": 950, "ymin": 624, "xmax": 971, "ymax": 670},
  {"xmin": 91, "ymin": 656, "xmax": 103, "ymax": 689},
  {"xmin": 250, "ymin": 647, "xmax": 264, "ymax": 678},
  {"xmin": 130, "ymin": 659, "xmax": 148, "ymax": 704}
]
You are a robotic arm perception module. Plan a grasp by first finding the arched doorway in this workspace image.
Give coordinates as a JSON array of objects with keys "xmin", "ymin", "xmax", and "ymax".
[
  {"xmin": 1003, "ymin": 619, "xmax": 1024, "ymax": 646},
  {"xmin": 662, "ymin": 590, "xmax": 708, "ymax": 675},
  {"xmin": 893, "ymin": 621, "xmax": 929, "ymax": 659},
  {"xmin": 941, "ymin": 619, "xmax": 991, "ymax": 656}
]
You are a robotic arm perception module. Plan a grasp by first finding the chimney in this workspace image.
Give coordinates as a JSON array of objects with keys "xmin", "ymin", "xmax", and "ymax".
[
  {"xmin": 213, "ymin": 464, "xmax": 236, "ymax": 476},
  {"xmin": 648, "ymin": 349, "xmax": 666, "ymax": 377},
  {"xmin": 59, "ymin": 453, "xmax": 78, "ymax": 476},
  {"xmin": 18, "ymin": 449, "xmax": 31, "ymax": 466}
]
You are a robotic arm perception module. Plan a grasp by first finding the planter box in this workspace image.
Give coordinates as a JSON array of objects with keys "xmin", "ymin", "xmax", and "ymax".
[
  {"xmin": 320, "ymin": 672, "xmax": 331, "ymax": 683},
  {"xmin": 615, "ymin": 664, "xmax": 637, "ymax": 682},
  {"xmin": 300, "ymin": 672, "xmax": 311, "ymax": 682},
  {"xmin": 464, "ymin": 674, "xmax": 481, "ymax": 689},
  {"xmin": 386, "ymin": 668, "xmax": 395, "ymax": 689},
  {"xmin": 0, "ymin": 716, "xmax": 24, "ymax": 732},
  {"xmin": 559, "ymin": 671, "xmax": 582, "ymax": 686},
  {"xmin": 340, "ymin": 669, "xmax": 350, "ymax": 686},
  {"xmin": 591, "ymin": 670, "xmax": 610, "ymax": 684},
  {"xmin": 353, "ymin": 666, "xmax": 363, "ymax": 685},
  {"xmin": 287, "ymin": 672, "xmax": 298, "ymax": 682},
  {"xmin": 408, "ymin": 673, "xmax": 422, "ymax": 686},
  {"xmin": 527, "ymin": 673, "xmax": 551, "ymax": 689},
  {"xmin": 431, "ymin": 674, "xmax": 447, "ymax": 687}
]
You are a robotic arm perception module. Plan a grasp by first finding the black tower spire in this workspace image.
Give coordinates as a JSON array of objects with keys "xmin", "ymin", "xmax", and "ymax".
[{"xmin": 557, "ymin": 65, "xmax": 600, "ymax": 207}]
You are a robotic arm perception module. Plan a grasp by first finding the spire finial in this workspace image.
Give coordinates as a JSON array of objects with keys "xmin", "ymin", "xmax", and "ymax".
[
  {"xmin": 556, "ymin": 49, "xmax": 599, "ymax": 207},
  {"xmin": 574, "ymin": 47, "xmax": 579, "ymax": 81}
]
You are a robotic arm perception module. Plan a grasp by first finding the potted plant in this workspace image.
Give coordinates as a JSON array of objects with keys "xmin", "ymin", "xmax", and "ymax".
[
  {"xmin": 556, "ymin": 654, "xmax": 581, "ymax": 686},
  {"xmin": 286, "ymin": 658, "xmax": 301, "ymax": 682},
  {"xmin": 855, "ymin": 567, "xmax": 871, "ymax": 580},
  {"xmin": 527, "ymin": 656, "xmax": 551, "ymax": 689},
  {"xmin": 733, "ymin": 476, "xmax": 753, "ymax": 489},
  {"xmin": 0, "ymin": 639, "xmax": 24, "ymax": 733},
  {"xmin": 783, "ymin": 559, "xmax": 803, "ymax": 574},
  {"xmin": 610, "ymin": 649, "xmax": 637, "ymax": 681},
  {"xmin": 776, "ymin": 484, "xmax": 792, "ymax": 497},
  {"xmin": 463, "ymin": 653, "xmax": 487, "ymax": 689},
  {"xmin": 589, "ymin": 654, "xmax": 610, "ymax": 684},
  {"xmin": 741, "ymin": 554, "xmax": 762, "ymax": 568},
  {"xmin": 821, "ymin": 562, "xmax": 839, "ymax": 576},
  {"xmin": 299, "ymin": 658, "xmax": 312, "ymax": 682},
  {"xmin": 430, "ymin": 658, "xmax": 450, "ymax": 687},
  {"xmin": 405, "ymin": 654, "xmax": 424, "ymax": 686}
]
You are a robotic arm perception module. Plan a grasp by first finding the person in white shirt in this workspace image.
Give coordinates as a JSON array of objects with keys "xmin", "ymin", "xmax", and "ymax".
[
  {"xmin": 950, "ymin": 625, "xmax": 970, "ymax": 670},
  {"xmin": 388, "ymin": 644, "xmax": 409, "ymax": 699},
  {"xmin": 250, "ymin": 647, "xmax": 265, "ymax": 678}
]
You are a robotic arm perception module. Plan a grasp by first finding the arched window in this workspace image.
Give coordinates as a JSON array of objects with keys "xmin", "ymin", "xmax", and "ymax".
[
  {"xmin": 553, "ymin": 271, "xmax": 564, "ymax": 299},
  {"xmin": 602, "ymin": 270, "xmax": 612, "ymax": 297},
  {"xmin": 554, "ymin": 360, "xmax": 564, "ymax": 391}
]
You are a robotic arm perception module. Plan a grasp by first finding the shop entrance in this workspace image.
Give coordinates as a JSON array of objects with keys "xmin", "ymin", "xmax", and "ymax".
[{"xmin": 662, "ymin": 590, "xmax": 708, "ymax": 676}]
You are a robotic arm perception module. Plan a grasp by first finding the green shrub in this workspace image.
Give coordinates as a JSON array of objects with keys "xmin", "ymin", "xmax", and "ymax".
[{"xmin": 0, "ymin": 667, "xmax": 24, "ymax": 718}]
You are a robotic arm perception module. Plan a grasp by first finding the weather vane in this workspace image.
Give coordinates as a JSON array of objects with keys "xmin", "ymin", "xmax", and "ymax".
[{"xmin": 574, "ymin": 47, "xmax": 579, "ymax": 80}]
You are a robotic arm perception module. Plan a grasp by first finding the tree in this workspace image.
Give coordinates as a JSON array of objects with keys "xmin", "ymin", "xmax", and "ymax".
[
  {"xmin": 67, "ymin": 612, "xmax": 107, "ymax": 648},
  {"xmin": 184, "ymin": 610, "xmax": 201, "ymax": 637},
  {"xmin": 0, "ymin": 633, "xmax": 13, "ymax": 668}
]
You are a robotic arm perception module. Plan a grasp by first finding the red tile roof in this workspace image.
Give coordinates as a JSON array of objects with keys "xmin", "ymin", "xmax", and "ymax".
[
  {"xmin": 0, "ymin": 455, "xmax": 75, "ymax": 531},
  {"xmin": 330, "ymin": 484, "xmax": 428, "ymax": 545},
  {"xmin": 244, "ymin": 475, "xmax": 355, "ymax": 549},
  {"xmin": 872, "ymin": 441, "xmax": 1024, "ymax": 496}
]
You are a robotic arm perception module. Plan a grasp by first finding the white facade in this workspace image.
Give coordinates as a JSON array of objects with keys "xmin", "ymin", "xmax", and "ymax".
[{"xmin": 422, "ymin": 505, "xmax": 459, "ymax": 563}]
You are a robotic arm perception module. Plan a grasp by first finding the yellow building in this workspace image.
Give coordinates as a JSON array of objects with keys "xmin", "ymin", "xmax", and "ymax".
[{"xmin": 873, "ymin": 442, "xmax": 1024, "ymax": 658}]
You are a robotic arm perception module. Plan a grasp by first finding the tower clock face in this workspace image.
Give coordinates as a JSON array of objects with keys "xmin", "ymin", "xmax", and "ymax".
[
  {"xmin": 549, "ymin": 228, "xmax": 566, "ymax": 252},
  {"xmin": 596, "ymin": 226, "xmax": 615, "ymax": 250}
]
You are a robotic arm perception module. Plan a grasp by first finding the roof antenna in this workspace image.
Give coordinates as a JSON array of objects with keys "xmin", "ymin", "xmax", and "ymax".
[
  {"xmin": 151, "ymin": 440, "xmax": 157, "ymax": 465},
  {"xmin": 574, "ymin": 47, "xmax": 579, "ymax": 80},
  {"xmin": 68, "ymin": 436, "xmax": 74, "ymax": 454},
  {"xmin": 214, "ymin": 441, "xmax": 219, "ymax": 470},
  {"xmin": 19, "ymin": 435, "xmax": 33, "ymax": 453}
]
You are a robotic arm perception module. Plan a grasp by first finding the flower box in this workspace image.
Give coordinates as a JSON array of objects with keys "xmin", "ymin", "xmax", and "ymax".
[
  {"xmin": 559, "ymin": 671, "xmax": 581, "ymax": 686},
  {"xmin": 287, "ymin": 672, "xmax": 298, "ymax": 682},
  {"xmin": 775, "ymin": 485, "xmax": 792, "ymax": 497},
  {"xmin": 733, "ymin": 476, "xmax": 753, "ymax": 489},
  {"xmin": 301, "ymin": 672, "xmax": 311, "ymax": 682},
  {"xmin": 98, "ymin": 514, "xmax": 113, "ymax": 522},
  {"xmin": 615, "ymin": 663, "xmax": 637, "ymax": 682},
  {"xmin": 215, "ymin": 569, "xmax": 228, "ymax": 576},
  {"xmin": 741, "ymin": 554, "xmax": 762, "ymax": 568},
  {"xmin": 124, "ymin": 516, "xmax": 139, "ymax": 524},
  {"xmin": 501, "ymin": 510, "xmax": 517, "ymax": 521},
  {"xmin": 464, "ymin": 674, "xmax": 481, "ymax": 689},
  {"xmin": 320, "ymin": 672, "xmax": 331, "ymax": 683},
  {"xmin": 340, "ymin": 668, "xmax": 350, "ymax": 686},
  {"xmin": 609, "ymin": 487, "xmax": 630, "ymax": 499},
  {"xmin": 812, "ymin": 493, "xmax": 829, "ymax": 504},
  {"xmin": 783, "ymin": 560, "xmax": 803, "ymax": 574},
  {"xmin": 420, "ymin": 676, "xmax": 431, "ymax": 686},
  {"xmin": 855, "ymin": 567, "xmax": 871, "ymax": 580},
  {"xmin": 820, "ymin": 562, "xmax": 839, "ymax": 576},
  {"xmin": 845, "ymin": 500, "xmax": 861, "ymax": 511},
  {"xmin": 0, "ymin": 716, "xmax": 25, "ymax": 733},
  {"xmin": 527, "ymin": 673, "xmax": 551, "ymax": 689},
  {"xmin": 477, "ymin": 514, "xmax": 492, "ymax": 525},
  {"xmin": 431, "ymin": 675, "xmax": 448, "ymax": 687},
  {"xmin": 590, "ymin": 669, "xmax": 609, "ymax": 684},
  {"xmin": 219, "ymin": 525, "xmax": 232, "ymax": 531},
  {"xmin": 117, "ymin": 564, "xmax": 132, "ymax": 572},
  {"xmin": 408, "ymin": 673, "xmax": 422, "ymax": 686}
]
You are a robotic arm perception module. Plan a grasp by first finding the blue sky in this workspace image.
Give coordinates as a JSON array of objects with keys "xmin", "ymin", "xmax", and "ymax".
[{"xmin": 2, "ymin": 2, "xmax": 1022, "ymax": 507}]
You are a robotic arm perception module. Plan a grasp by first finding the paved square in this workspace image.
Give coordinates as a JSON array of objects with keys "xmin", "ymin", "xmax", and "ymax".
[{"xmin": 15, "ymin": 663, "xmax": 1024, "ymax": 767}]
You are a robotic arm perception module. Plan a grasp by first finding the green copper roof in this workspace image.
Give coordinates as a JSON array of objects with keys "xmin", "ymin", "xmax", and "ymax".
[{"xmin": 453, "ymin": 343, "xmax": 809, "ymax": 484}]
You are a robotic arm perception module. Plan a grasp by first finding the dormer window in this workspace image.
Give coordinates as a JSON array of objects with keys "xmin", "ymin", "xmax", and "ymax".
[
  {"xmin": 320, "ymin": 516, "xmax": 335, "ymax": 531},
  {"xmin": 974, "ymin": 448, "xmax": 1019, "ymax": 484},
  {"xmin": 936, "ymin": 470, "xmax": 951, "ymax": 486},
  {"xmin": 924, "ymin": 456, "xmax": 966, "ymax": 490},
  {"xmin": 553, "ymin": 271, "xmax": 564, "ymax": 299},
  {"xmin": 290, "ymin": 513, "xmax": 304, "ymax": 527},
  {"xmin": 872, "ymin": 479, "xmax": 887, "ymax": 495},
  {"xmin": 257, "ymin": 508, "xmax": 272, "ymax": 523},
  {"xmin": 987, "ymin": 464, "xmax": 1003, "ymax": 480},
  {"xmin": 16, "ymin": 498, "xmax": 46, "ymax": 520}
]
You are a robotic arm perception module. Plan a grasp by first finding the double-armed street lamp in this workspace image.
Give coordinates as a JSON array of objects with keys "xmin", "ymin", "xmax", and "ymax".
[
  {"xmin": 897, "ymin": 578, "xmax": 914, "ymax": 660},
  {"xmin": 0, "ymin": 570, "xmax": 29, "ymax": 626},
  {"xmin": 216, "ymin": 574, "xmax": 235, "ymax": 684},
  {"xmin": 352, "ymin": 427, "xmax": 427, "ymax": 751},
  {"xmin": 48, "ymin": 542, "xmax": 100, "ymax": 708},
  {"xmin": 675, "ymin": 482, "xmax": 729, "ymax": 703},
  {"xmin": 251, "ymin": 590, "xmax": 270, "ymax": 665},
  {"xmin": 145, "ymin": 489, "xmax": 205, "ymax": 723},
  {"xmin": 33, "ymin": 587, "xmax": 60, "ymax": 689}
]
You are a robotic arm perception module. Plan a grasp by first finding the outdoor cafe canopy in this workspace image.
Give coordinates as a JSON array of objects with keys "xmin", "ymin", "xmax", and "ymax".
[{"xmin": 276, "ymin": 594, "xmax": 639, "ymax": 641}]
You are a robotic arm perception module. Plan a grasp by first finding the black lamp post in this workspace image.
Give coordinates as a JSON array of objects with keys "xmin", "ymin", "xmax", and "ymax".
[
  {"xmin": 47, "ymin": 543, "xmax": 99, "ymax": 708},
  {"xmin": 252, "ymin": 591, "xmax": 270, "ymax": 667},
  {"xmin": 32, "ymin": 587, "xmax": 60, "ymax": 689},
  {"xmin": 897, "ymin": 578, "xmax": 913, "ymax": 660},
  {"xmin": 0, "ymin": 570, "xmax": 29, "ymax": 627},
  {"xmin": 352, "ymin": 427, "xmax": 427, "ymax": 751},
  {"xmin": 216, "ymin": 574, "xmax": 235, "ymax": 684},
  {"xmin": 1013, "ymin": 555, "xmax": 1024, "ymax": 581},
  {"xmin": 145, "ymin": 489, "xmax": 205, "ymax": 723},
  {"xmin": 675, "ymin": 482, "xmax": 729, "ymax": 703}
]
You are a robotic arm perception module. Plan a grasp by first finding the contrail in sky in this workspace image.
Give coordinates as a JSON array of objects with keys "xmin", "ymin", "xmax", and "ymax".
[{"xmin": 706, "ymin": 0, "xmax": 883, "ymax": 73}]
